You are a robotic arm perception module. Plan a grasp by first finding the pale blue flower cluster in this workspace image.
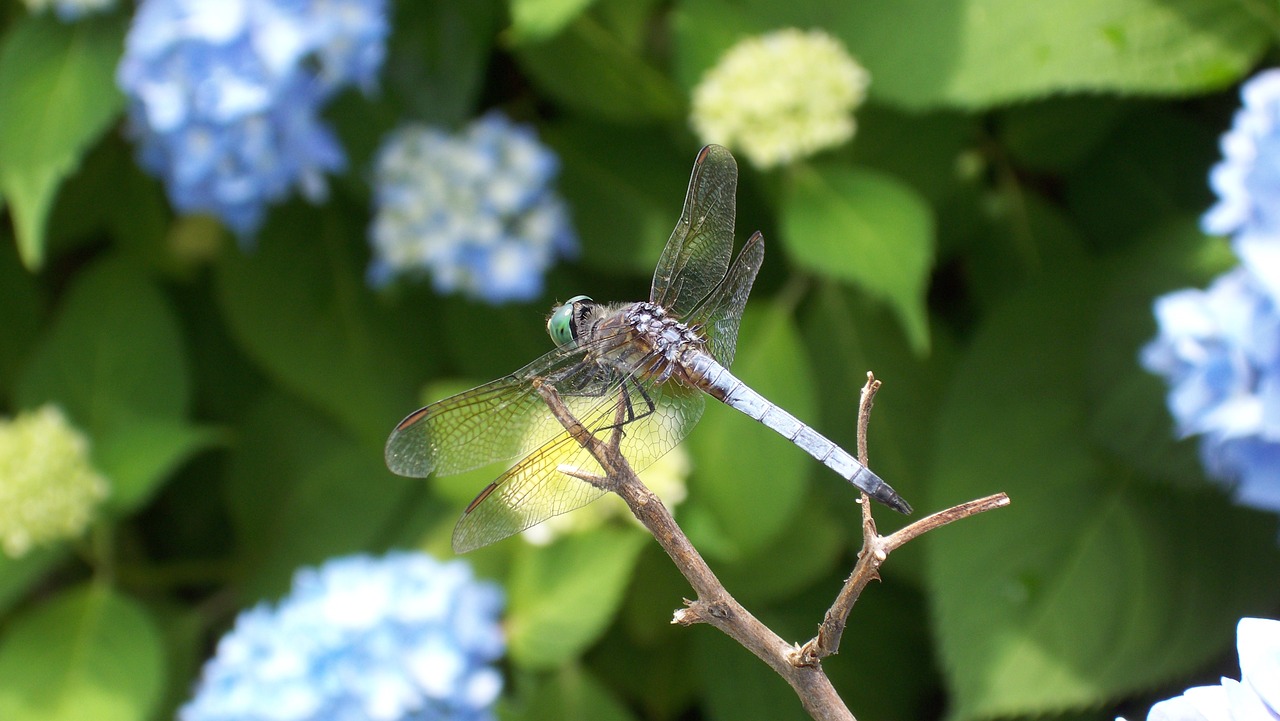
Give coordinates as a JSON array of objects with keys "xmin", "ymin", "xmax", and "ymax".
[
  {"xmin": 1142, "ymin": 618, "xmax": 1280, "ymax": 721},
  {"xmin": 180, "ymin": 552, "xmax": 505, "ymax": 721},
  {"xmin": 368, "ymin": 112, "xmax": 577, "ymax": 303},
  {"xmin": 1143, "ymin": 70, "xmax": 1280, "ymax": 512},
  {"xmin": 1204, "ymin": 69, "xmax": 1280, "ymax": 300},
  {"xmin": 116, "ymin": 0, "xmax": 388, "ymax": 237}
]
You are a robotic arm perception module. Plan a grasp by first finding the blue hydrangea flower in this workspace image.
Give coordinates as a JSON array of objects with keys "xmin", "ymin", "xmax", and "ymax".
[
  {"xmin": 368, "ymin": 112, "xmax": 577, "ymax": 304},
  {"xmin": 180, "ymin": 552, "xmax": 505, "ymax": 721},
  {"xmin": 21, "ymin": 0, "xmax": 116, "ymax": 21},
  {"xmin": 1203, "ymin": 69, "xmax": 1280, "ymax": 298},
  {"xmin": 1141, "ymin": 267, "xmax": 1280, "ymax": 512},
  {"xmin": 1142, "ymin": 618, "xmax": 1280, "ymax": 721},
  {"xmin": 116, "ymin": 0, "xmax": 388, "ymax": 238}
]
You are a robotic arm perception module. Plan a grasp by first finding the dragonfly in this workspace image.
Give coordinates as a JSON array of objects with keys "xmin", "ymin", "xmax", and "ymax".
[{"xmin": 386, "ymin": 144, "xmax": 912, "ymax": 553}]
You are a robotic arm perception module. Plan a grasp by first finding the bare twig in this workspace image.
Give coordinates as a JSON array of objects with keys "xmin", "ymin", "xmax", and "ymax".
[
  {"xmin": 534, "ymin": 380, "xmax": 855, "ymax": 721},
  {"xmin": 534, "ymin": 372, "xmax": 1010, "ymax": 720},
  {"xmin": 792, "ymin": 374, "xmax": 1011, "ymax": 667}
]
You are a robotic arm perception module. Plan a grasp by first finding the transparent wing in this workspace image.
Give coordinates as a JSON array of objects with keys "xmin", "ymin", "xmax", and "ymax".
[
  {"xmin": 452, "ymin": 378, "xmax": 704, "ymax": 553},
  {"xmin": 385, "ymin": 327, "xmax": 630, "ymax": 478},
  {"xmin": 687, "ymin": 230, "xmax": 764, "ymax": 367},
  {"xmin": 650, "ymin": 145, "xmax": 738, "ymax": 319}
]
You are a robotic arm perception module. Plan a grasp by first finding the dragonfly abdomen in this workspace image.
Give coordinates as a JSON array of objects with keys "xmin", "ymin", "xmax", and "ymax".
[{"xmin": 681, "ymin": 350, "xmax": 912, "ymax": 515}]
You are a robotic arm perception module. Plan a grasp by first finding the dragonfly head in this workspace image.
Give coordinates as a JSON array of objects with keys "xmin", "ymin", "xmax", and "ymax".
[{"xmin": 547, "ymin": 295, "xmax": 593, "ymax": 347}]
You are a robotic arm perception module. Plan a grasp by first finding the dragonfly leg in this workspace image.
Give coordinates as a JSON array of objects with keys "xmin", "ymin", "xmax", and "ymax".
[{"xmin": 600, "ymin": 377, "xmax": 658, "ymax": 436}]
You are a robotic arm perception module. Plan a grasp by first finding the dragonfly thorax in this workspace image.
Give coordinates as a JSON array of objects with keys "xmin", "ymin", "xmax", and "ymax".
[{"xmin": 617, "ymin": 302, "xmax": 707, "ymax": 382}]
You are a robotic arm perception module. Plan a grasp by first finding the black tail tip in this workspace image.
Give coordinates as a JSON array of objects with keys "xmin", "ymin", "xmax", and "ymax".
[
  {"xmin": 887, "ymin": 495, "xmax": 913, "ymax": 515},
  {"xmin": 872, "ymin": 486, "xmax": 912, "ymax": 515}
]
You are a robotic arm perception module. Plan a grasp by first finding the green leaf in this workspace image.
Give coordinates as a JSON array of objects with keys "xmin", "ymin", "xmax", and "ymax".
[
  {"xmin": 514, "ymin": 15, "xmax": 682, "ymax": 124},
  {"xmin": 224, "ymin": 393, "xmax": 418, "ymax": 600},
  {"xmin": 16, "ymin": 258, "xmax": 189, "ymax": 426},
  {"xmin": 800, "ymin": 282, "xmax": 955, "ymax": 533},
  {"xmin": 46, "ymin": 138, "xmax": 172, "ymax": 273},
  {"xmin": 507, "ymin": 527, "xmax": 647, "ymax": 668},
  {"xmin": 0, "ymin": 240, "xmax": 43, "ymax": 395},
  {"xmin": 818, "ymin": 582, "xmax": 940, "ymax": 721},
  {"xmin": 833, "ymin": 0, "xmax": 1267, "ymax": 110},
  {"xmin": 1066, "ymin": 108, "xmax": 1219, "ymax": 247},
  {"xmin": 515, "ymin": 665, "xmax": 638, "ymax": 721},
  {"xmin": 687, "ymin": 304, "xmax": 814, "ymax": 559},
  {"xmin": 0, "ymin": 15, "xmax": 125, "ymax": 269},
  {"xmin": 782, "ymin": 164, "xmax": 934, "ymax": 353},
  {"xmin": 928, "ymin": 273, "xmax": 1280, "ymax": 719},
  {"xmin": 215, "ymin": 205, "xmax": 439, "ymax": 448},
  {"xmin": 94, "ymin": 418, "xmax": 223, "ymax": 515},
  {"xmin": 961, "ymin": 188, "xmax": 1091, "ymax": 313},
  {"xmin": 15, "ymin": 258, "xmax": 211, "ymax": 509},
  {"xmin": 669, "ymin": 0, "xmax": 762, "ymax": 92},
  {"xmin": 0, "ymin": 547, "xmax": 65, "ymax": 617},
  {"xmin": 384, "ymin": 0, "xmax": 501, "ymax": 125},
  {"xmin": 545, "ymin": 122, "xmax": 694, "ymax": 277},
  {"xmin": 998, "ymin": 96, "xmax": 1129, "ymax": 173},
  {"xmin": 712, "ymin": 491, "xmax": 846, "ymax": 607},
  {"xmin": 1088, "ymin": 220, "xmax": 1237, "ymax": 487},
  {"xmin": 0, "ymin": 585, "xmax": 164, "ymax": 721},
  {"xmin": 510, "ymin": 0, "xmax": 601, "ymax": 43},
  {"xmin": 695, "ymin": 629, "xmax": 808, "ymax": 721}
]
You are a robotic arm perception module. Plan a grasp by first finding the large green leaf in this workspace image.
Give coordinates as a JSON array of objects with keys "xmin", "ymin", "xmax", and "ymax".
[
  {"xmin": 383, "ymin": 0, "xmax": 501, "ymax": 125},
  {"xmin": 669, "ymin": 0, "xmax": 761, "ymax": 92},
  {"xmin": 507, "ymin": 526, "xmax": 647, "ymax": 668},
  {"xmin": 928, "ymin": 272, "xmax": 1280, "ymax": 720},
  {"xmin": 15, "ymin": 258, "xmax": 213, "ymax": 514},
  {"xmin": 673, "ymin": 0, "xmax": 1265, "ymax": 110},
  {"xmin": 514, "ymin": 13, "xmax": 682, "ymax": 124},
  {"xmin": 545, "ymin": 123, "xmax": 694, "ymax": 277},
  {"xmin": 1088, "ymin": 220, "xmax": 1238, "ymax": 488},
  {"xmin": 0, "ymin": 547, "xmax": 65, "ymax": 618},
  {"xmin": 695, "ymin": 628, "xmax": 808, "ymax": 721},
  {"xmin": 44, "ymin": 138, "xmax": 171, "ymax": 273},
  {"xmin": 92, "ymin": 417, "xmax": 222, "ymax": 514},
  {"xmin": 782, "ymin": 164, "xmax": 934, "ymax": 353},
  {"xmin": 687, "ymin": 304, "xmax": 815, "ymax": 559},
  {"xmin": 712, "ymin": 491, "xmax": 846, "ymax": 607},
  {"xmin": 836, "ymin": 0, "xmax": 1266, "ymax": 109},
  {"xmin": 0, "ymin": 15, "xmax": 125, "ymax": 269},
  {"xmin": 0, "ymin": 239, "xmax": 43, "ymax": 397},
  {"xmin": 16, "ymin": 259, "xmax": 188, "ymax": 425},
  {"xmin": 510, "ymin": 0, "xmax": 601, "ymax": 43},
  {"xmin": 223, "ymin": 393, "xmax": 419, "ymax": 600},
  {"xmin": 816, "ymin": 581, "xmax": 940, "ymax": 721},
  {"xmin": 514, "ymin": 665, "xmax": 638, "ymax": 721},
  {"xmin": 1065, "ymin": 108, "xmax": 1220, "ymax": 248},
  {"xmin": 0, "ymin": 585, "xmax": 164, "ymax": 721},
  {"xmin": 801, "ymin": 282, "xmax": 956, "ymax": 526},
  {"xmin": 215, "ymin": 205, "xmax": 438, "ymax": 449}
]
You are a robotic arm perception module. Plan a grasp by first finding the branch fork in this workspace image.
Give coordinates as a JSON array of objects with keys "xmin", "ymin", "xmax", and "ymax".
[{"xmin": 535, "ymin": 372, "xmax": 1009, "ymax": 721}]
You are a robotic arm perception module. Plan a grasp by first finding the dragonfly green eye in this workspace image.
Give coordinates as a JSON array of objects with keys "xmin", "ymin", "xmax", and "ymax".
[{"xmin": 547, "ymin": 295, "xmax": 591, "ymax": 347}]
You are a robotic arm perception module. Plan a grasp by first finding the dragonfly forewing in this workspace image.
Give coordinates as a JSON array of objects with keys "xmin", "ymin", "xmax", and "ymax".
[
  {"xmin": 451, "ymin": 377, "xmax": 704, "ymax": 552},
  {"xmin": 386, "ymin": 343, "xmax": 617, "ymax": 478},
  {"xmin": 650, "ymin": 144, "xmax": 738, "ymax": 318}
]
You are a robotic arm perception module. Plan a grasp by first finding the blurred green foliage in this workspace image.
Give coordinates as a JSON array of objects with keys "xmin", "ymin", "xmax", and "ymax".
[{"xmin": 2, "ymin": 0, "xmax": 1280, "ymax": 719}]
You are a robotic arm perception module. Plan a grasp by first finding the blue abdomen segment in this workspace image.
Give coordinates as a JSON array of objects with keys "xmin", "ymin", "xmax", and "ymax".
[{"xmin": 683, "ymin": 351, "xmax": 912, "ymax": 514}]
